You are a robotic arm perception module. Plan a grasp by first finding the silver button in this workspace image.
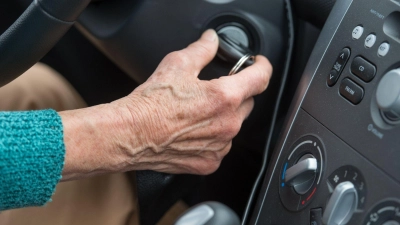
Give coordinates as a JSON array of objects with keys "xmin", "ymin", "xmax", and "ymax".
[
  {"xmin": 364, "ymin": 34, "xmax": 376, "ymax": 48},
  {"xmin": 378, "ymin": 42, "xmax": 390, "ymax": 57},
  {"xmin": 352, "ymin": 26, "xmax": 364, "ymax": 40}
]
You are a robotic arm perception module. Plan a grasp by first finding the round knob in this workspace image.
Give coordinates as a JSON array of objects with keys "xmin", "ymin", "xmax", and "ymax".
[
  {"xmin": 322, "ymin": 181, "xmax": 358, "ymax": 225},
  {"xmin": 174, "ymin": 202, "xmax": 240, "ymax": 225},
  {"xmin": 285, "ymin": 154, "xmax": 317, "ymax": 195},
  {"xmin": 376, "ymin": 69, "xmax": 400, "ymax": 122},
  {"xmin": 382, "ymin": 221, "xmax": 400, "ymax": 225}
]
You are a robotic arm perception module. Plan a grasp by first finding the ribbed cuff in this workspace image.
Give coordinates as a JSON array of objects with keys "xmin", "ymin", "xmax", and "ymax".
[{"xmin": 0, "ymin": 109, "xmax": 65, "ymax": 210}]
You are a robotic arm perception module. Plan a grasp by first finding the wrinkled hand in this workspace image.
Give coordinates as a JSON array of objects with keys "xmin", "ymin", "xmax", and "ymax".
[{"xmin": 114, "ymin": 30, "xmax": 272, "ymax": 175}]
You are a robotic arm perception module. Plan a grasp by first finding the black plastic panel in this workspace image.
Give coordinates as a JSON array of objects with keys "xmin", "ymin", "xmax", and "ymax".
[
  {"xmin": 251, "ymin": 109, "xmax": 400, "ymax": 225},
  {"xmin": 302, "ymin": 0, "xmax": 400, "ymax": 183},
  {"xmin": 76, "ymin": 0, "xmax": 287, "ymax": 83},
  {"xmin": 250, "ymin": 0, "xmax": 400, "ymax": 224}
]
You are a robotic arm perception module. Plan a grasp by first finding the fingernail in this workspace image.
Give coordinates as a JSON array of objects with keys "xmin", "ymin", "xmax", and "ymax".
[{"xmin": 202, "ymin": 29, "xmax": 217, "ymax": 42}]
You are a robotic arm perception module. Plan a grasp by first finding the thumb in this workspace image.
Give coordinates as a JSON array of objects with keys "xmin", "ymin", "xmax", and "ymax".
[{"xmin": 181, "ymin": 29, "xmax": 219, "ymax": 74}]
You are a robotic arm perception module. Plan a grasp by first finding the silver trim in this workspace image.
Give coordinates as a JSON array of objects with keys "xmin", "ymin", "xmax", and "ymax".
[
  {"xmin": 317, "ymin": 146, "xmax": 323, "ymax": 184},
  {"xmin": 288, "ymin": 140, "xmax": 312, "ymax": 160}
]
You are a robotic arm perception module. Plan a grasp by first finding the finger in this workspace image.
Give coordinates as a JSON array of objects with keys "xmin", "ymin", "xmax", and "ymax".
[
  {"xmin": 181, "ymin": 29, "xmax": 219, "ymax": 75},
  {"xmin": 237, "ymin": 97, "xmax": 255, "ymax": 121},
  {"xmin": 218, "ymin": 55, "xmax": 273, "ymax": 101}
]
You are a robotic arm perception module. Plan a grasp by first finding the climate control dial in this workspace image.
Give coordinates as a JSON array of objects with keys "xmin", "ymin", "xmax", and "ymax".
[
  {"xmin": 327, "ymin": 166, "xmax": 367, "ymax": 210},
  {"xmin": 363, "ymin": 200, "xmax": 400, "ymax": 225},
  {"xmin": 285, "ymin": 154, "xmax": 317, "ymax": 194},
  {"xmin": 324, "ymin": 166, "xmax": 367, "ymax": 224},
  {"xmin": 279, "ymin": 136, "xmax": 324, "ymax": 211},
  {"xmin": 322, "ymin": 181, "xmax": 358, "ymax": 225}
]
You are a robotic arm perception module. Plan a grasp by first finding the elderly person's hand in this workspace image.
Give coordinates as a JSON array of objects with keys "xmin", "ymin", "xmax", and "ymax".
[{"xmin": 60, "ymin": 30, "xmax": 272, "ymax": 181}]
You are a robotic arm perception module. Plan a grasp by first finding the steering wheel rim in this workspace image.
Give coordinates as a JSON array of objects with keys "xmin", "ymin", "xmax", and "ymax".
[{"xmin": 0, "ymin": 0, "xmax": 90, "ymax": 86}]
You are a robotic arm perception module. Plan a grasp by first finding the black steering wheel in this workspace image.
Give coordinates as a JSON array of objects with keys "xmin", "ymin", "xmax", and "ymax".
[{"xmin": 0, "ymin": 0, "xmax": 91, "ymax": 86}]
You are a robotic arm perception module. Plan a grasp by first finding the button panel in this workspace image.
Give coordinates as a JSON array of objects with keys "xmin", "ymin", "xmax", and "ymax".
[
  {"xmin": 327, "ymin": 48, "xmax": 351, "ymax": 87},
  {"xmin": 253, "ymin": 0, "xmax": 400, "ymax": 224},
  {"xmin": 339, "ymin": 78, "xmax": 364, "ymax": 105},
  {"xmin": 351, "ymin": 56, "xmax": 376, "ymax": 82}
]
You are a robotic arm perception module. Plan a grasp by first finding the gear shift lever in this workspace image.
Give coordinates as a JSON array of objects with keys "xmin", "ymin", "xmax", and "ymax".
[{"xmin": 174, "ymin": 202, "xmax": 240, "ymax": 225}]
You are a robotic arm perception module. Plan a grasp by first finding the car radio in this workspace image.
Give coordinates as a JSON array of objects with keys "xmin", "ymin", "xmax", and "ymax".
[{"xmin": 249, "ymin": 0, "xmax": 400, "ymax": 224}]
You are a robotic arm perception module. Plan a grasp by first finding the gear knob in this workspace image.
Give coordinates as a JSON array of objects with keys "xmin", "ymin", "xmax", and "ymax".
[{"xmin": 174, "ymin": 202, "xmax": 240, "ymax": 225}]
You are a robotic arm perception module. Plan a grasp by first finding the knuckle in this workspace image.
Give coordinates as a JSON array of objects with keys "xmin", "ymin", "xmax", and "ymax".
[
  {"xmin": 219, "ymin": 87, "xmax": 241, "ymax": 108},
  {"xmin": 165, "ymin": 51, "xmax": 191, "ymax": 68},
  {"xmin": 217, "ymin": 118, "xmax": 241, "ymax": 140},
  {"xmin": 226, "ymin": 118, "xmax": 242, "ymax": 137}
]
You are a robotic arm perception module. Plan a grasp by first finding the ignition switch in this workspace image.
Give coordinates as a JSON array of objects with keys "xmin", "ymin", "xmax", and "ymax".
[{"xmin": 216, "ymin": 25, "xmax": 255, "ymax": 68}]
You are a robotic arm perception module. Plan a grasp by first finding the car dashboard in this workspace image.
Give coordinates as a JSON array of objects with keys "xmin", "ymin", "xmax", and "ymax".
[
  {"xmin": 0, "ymin": 0, "xmax": 399, "ymax": 224},
  {"xmin": 250, "ymin": 0, "xmax": 400, "ymax": 224}
]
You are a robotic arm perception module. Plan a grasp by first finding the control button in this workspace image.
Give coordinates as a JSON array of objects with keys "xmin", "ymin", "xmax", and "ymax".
[
  {"xmin": 378, "ymin": 42, "xmax": 390, "ymax": 57},
  {"xmin": 327, "ymin": 70, "xmax": 339, "ymax": 87},
  {"xmin": 322, "ymin": 181, "xmax": 358, "ymax": 225},
  {"xmin": 351, "ymin": 57, "xmax": 376, "ymax": 82},
  {"xmin": 352, "ymin": 26, "xmax": 364, "ymax": 39},
  {"xmin": 310, "ymin": 208, "xmax": 323, "ymax": 225},
  {"xmin": 364, "ymin": 34, "xmax": 377, "ymax": 48},
  {"xmin": 376, "ymin": 69, "xmax": 400, "ymax": 123},
  {"xmin": 337, "ymin": 48, "xmax": 351, "ymax": 65},
  {"xmin": 340, "ymin": 78, "xmax": 364, "ymax": 105},
  {"xmin": 285, "ymin": 154, "xmax": 317, "ymax": 195},
  {"xmin": 328, "ymin": 48, "xmax": 351, "ymax": 87}
]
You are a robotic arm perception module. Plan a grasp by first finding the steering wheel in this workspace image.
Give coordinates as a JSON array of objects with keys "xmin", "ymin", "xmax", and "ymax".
[{"xmin": 0, "ymin": 0, "xmax": 91, "ymax": 86}]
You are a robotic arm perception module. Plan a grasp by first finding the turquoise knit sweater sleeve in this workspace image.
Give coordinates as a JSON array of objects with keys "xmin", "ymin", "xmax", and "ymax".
[{"xmin": 0, "ymin": 109, "xmax": 65, "ymax": 210}]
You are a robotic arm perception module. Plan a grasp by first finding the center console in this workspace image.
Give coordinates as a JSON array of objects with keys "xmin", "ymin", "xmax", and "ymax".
[{"xmin": 250, "ymin": 0, "xmax": 400, "ymax": 224}]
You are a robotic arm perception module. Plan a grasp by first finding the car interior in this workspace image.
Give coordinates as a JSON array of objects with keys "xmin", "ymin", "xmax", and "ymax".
[{"xmin": 1, "ymin": 0, "xmax": 399, "ymax": 224}]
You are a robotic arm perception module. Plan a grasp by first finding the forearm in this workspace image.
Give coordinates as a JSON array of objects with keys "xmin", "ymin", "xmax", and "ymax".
[{"xmin": 59, "ymin": 102, "xmax": 136, "ymax": 181}]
